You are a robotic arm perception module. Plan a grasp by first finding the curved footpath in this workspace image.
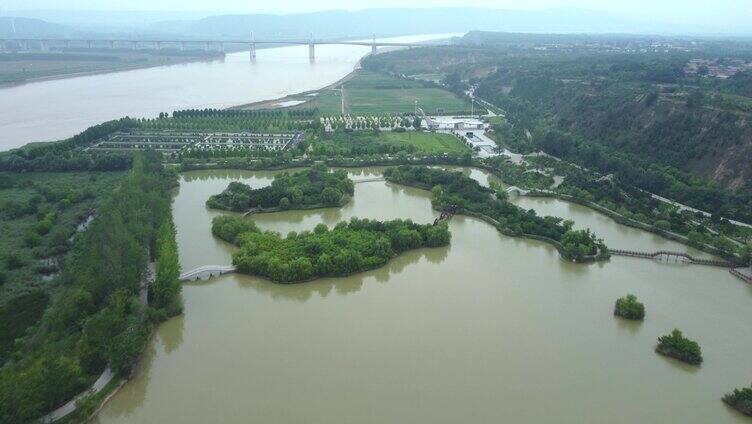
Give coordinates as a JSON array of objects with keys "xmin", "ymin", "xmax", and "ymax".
[{"xmin": 39, "ymin": 262, "xmax": 155, "ymax": 424}]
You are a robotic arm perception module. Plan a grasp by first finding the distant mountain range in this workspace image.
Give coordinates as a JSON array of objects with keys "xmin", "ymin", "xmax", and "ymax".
[
  {"xmin": 0, "ymin": 17, "xmax": 71, "ymax": 37},
  {"xmin": 147, "ymin": 8, "xmax": 742, "ymax": 39},
  {"xmin": 2, "ymin": 8, "xmax": 751, "ymax": 40}
]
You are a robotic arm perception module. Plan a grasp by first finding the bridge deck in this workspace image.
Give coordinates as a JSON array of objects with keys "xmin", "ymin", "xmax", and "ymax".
[
  {"xmin": 610, "ymin": 249, "xmax": 733, "ymax": 267},
  {"xmin": 180, "ymin": 265, "xmax": 236, "ymax": 281}
]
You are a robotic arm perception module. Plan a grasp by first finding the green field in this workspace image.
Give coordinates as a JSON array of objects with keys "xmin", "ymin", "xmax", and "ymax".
[
  {"xmin": 313, "ymin": 131, "xmax": 470, "ymax": 156},
  {"xmin": 297, "ymin": 89, "xmax": 343, "ymax": 115},
  {"xmin": 292, "ymin": 70, "xmax": 473, "ymax": 115},
  {"xmin": 379, "ymin": 132, "xmax": 469, "ymax": 154}
]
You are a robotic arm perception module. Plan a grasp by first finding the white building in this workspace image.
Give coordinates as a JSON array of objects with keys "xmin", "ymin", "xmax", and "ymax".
[{"xmin": 423, "ymin": 116, "xmax": 487, "ymax": 131}]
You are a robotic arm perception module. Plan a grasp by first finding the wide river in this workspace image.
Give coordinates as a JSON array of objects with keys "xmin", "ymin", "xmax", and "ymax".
[
  {"xmin": 0, "ymin": 34, "xmax": 453, "ymax": 151},
  {"xmin": 92, "ymin": 167, "xmax": 752, "ymax": 424}
]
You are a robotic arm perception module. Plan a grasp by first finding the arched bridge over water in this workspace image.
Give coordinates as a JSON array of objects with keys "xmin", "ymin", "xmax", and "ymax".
[{"xmin": 180, "ymin": 265, "xmax": 236, "ymax": 281}]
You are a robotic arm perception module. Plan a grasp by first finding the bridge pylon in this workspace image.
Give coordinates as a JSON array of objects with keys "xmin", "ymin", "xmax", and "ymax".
[
  {"xmin": 371, "ymin": 34, "xmax": 377, "ymax": 54},
  {"xmin": 308, "ymin": 33, "xmax": 315, "ymax": 61},
  {"xmin": 249, "ymin": 31, "xmax": 256, "ymax": 61}
]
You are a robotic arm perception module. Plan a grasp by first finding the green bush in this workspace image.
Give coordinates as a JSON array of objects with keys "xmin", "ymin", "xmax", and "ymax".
[
  {"xmin": 723, "ymin": 384, "xmax": 752, "ymax": 417},
  {"xmin": 656, "ymin": 329, "xmax": 703, "ymax": 365},
  {"xmin": 614, "ymin": 294, "xmax": 645, "ymax": 320}
]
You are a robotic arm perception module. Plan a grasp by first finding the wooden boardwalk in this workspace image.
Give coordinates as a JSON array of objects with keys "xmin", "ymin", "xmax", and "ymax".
[
  {"xmin": 730, "ymin": 267, "xmax": 752, "ymax": 284},
  {"xmin": 610, "ymin": 249, "xmax": 734, "ymax": 267}
]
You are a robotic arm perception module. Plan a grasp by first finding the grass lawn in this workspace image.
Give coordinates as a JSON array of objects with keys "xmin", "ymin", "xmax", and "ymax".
[
  {"xmin": 346, "ymin": 87, "xmax": 471, "ymax": 115},
  {"xmin": 291, "ymin": 70, "xmax": 474, "ymax": 115},
  {"xmin": 380, "ymin": 132, "xmax": 470, "ymax": 155},
  {"xmin": 289, "ymin": 89, "xmax": 343, "ymax": 115}
]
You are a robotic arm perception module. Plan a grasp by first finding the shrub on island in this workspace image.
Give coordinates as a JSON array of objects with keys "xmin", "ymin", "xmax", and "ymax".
[
  {"xmin": 206, "ymin": 165, "xmax": 354, "ymax": 212},
  {"xmin": 614, "ymin": 294, "xmax": 645, "ymax": 320},
  {"xmin": 211, "ymin": 215, "xmax": 450, "ymax": 282},
  {"xmin": 723, "ymin": 384, "xmax": 752, "ymax": 417},
  {"xmin": 655, "ymin": 329, "xmax": 703, "ymax": 366}
]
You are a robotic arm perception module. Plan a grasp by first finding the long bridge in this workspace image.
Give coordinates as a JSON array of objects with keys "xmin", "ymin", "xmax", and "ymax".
[
  {"xmin": 0, "ymin": 34, "xmax": 449, "ymax": 60},
  {"xmin": 609, "ymin": 249, "xmax": 734, "ymax": 267}
]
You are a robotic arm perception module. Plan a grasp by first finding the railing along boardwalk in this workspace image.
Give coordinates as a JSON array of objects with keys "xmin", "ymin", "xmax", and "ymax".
[
  {"xmin": 354, "ymin": 177, "xmax": 386, "ymax": 183},
  {"xmin": 179, "ymin": 265, "xmax": 236, "ymax": 281},
  {"xmin": 609, "ymin": 249, "xmax": 734, "ymax": 267},
  {"xmin": 730, "ymin": 267, "xmax": 752, "ymax": 284}
]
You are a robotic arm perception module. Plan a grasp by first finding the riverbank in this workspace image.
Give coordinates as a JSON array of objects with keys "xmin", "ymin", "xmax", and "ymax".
[
  {"xmin": 0, "ymin": 51, "xmax": 228, "ymax": 88},
  {"xmin": 229, "ymin": 61, "xmax": 361, "ymax": 111}
]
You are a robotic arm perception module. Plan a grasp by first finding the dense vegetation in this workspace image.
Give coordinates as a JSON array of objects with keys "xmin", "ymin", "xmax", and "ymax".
[
  {"xmin": 212, "ymin": 215, "xmax": 450, "ymax": 282},
  {"xmin": 366, "ymin": 33, "xmax": 752, "ymax": 225},
  {"xmin": 384, "ymin": 166, "xmax": 605, "ymax": 261},
  {"xmin": 0, "ymin": 152, "xmax": 180, "ymax": 424},
  {"xmin": 723, "ymin": 383, "xmax": 752, "ymax": 417},
  {"xmin": 614, "ymin": 294, "xmax": 645, "ymax": 320},
  {"xmin": 0, "ymin": 171, "xmax": 124, "ymax": 368},
  {"xmin": 206, "ymin": 166, "xmax": 354, "ymax": 212},
  {"xmin": 655, "ymin": 329, "xmax": 703, "ymax": 366}
]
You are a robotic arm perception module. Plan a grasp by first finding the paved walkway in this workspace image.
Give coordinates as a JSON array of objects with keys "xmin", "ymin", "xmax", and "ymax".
[{"xmin": 39, "ymin": 260, "xmax": 155, "ymax": 423}]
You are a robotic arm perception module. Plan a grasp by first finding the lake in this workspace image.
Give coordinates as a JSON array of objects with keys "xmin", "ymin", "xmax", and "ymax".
[{"xmin": 92, "ymin": 167, "xmax": 752, "ymax": 424}]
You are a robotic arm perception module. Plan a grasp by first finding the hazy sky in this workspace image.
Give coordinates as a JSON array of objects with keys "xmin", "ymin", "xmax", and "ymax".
[{"xmin": 2, "ymin": 0, "xmax": 748, "ymax": 18}]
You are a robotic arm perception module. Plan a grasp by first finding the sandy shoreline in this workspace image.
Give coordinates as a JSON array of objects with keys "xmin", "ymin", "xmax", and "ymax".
[{"xmin": 229, "ymin": 60, "xmax": 363, "ymax": 111}]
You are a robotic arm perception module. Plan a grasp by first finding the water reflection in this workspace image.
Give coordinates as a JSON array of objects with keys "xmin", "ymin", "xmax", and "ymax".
[
  {"xmin": 187, "ymin": 245, "xmax": 449, "ymax": 303},
  {"xmin": 159, "ymin": 315, "xmax": 185, "ymax": 355}
]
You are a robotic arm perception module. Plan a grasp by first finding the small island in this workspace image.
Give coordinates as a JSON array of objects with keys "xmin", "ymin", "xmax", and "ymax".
[
  {"xmin": 206, "ymin": 166, "xmax": 354, "ymax": 212},
  {"xmin": 212, "ymin": 215, "xmax": 451, "ymax": 282},
  {"xmin": 723, "ymin": 383, "xmax": 752, "ymax": 417},
  {"xmin": 614, "ymin": 294, "xmax": 645, "ymax": 320},
  {"xmin": 655, "ymin": 329, "xmax": 703, "ymax": 366}
]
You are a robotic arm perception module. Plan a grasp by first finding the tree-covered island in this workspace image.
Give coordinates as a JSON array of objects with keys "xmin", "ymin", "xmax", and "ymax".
[
  {"xmin": 206, "ymin": 166, "xmax": 354, "ymax": 212},
  {"xmin": 656, "ymin": 329, "xmax": 703, "ymax": 366},
  {"xmin": 384, "ymin": 165, "xmax": 607, "ymax": 262},
  {"xmin": 212, "ymin": 215, "xmax": 451, "ymax": 282},
  {"xmin": 614, "ymin": 294, "xmax": 646, "ymax": 320},
  {"xmin": 723, "ymin": 383, "xmax": 752, "ymax": 417}
]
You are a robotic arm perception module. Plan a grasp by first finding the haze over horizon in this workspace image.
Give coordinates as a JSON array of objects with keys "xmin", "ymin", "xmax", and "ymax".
[{"xmin": 1, "ymin": 1, "xmax": 751, "ymax": 35}]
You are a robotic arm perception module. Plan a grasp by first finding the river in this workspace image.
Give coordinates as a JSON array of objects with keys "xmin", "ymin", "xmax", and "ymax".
[
  {"xmin": 92, "ymin": 167, "xmax": 752, "ymax": 424},
  {"xmin": 0, "ymin": 34, "xmax": 453, "ymax": 151}
]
